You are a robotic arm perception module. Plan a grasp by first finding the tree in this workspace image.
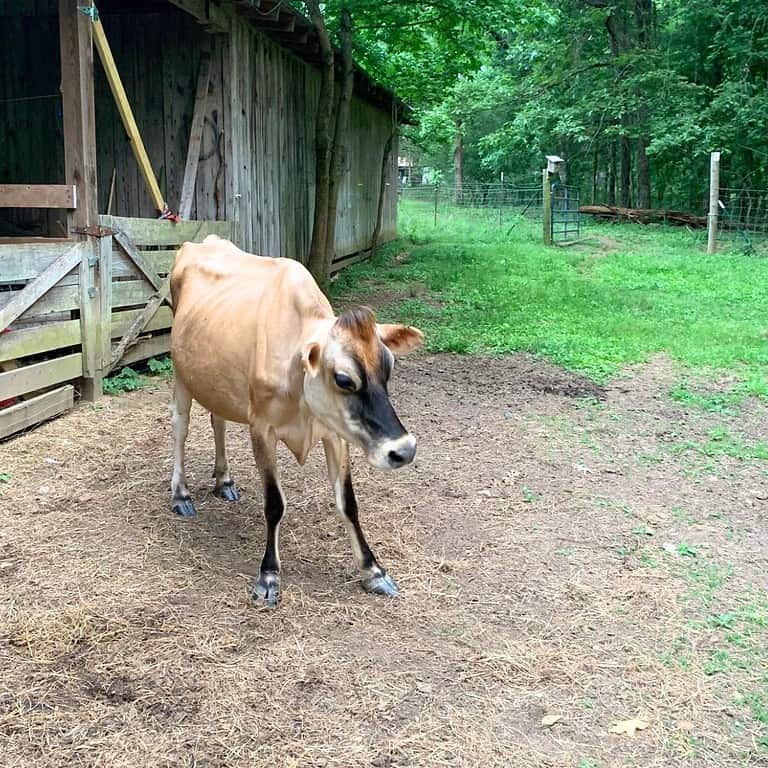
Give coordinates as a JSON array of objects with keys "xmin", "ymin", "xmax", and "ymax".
[{"xmin": 298, "ymin": 0, "xmax": 526, "ymax": 286}]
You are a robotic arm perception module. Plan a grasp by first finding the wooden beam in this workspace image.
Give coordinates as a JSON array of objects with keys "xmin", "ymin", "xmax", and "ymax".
[
  {"xmin": 0, "ymin": 243, "xmax": 83, "ymax": 331},
  {"xmin": 167, "ymin": 0, "xmax": 230, "ymax": 31},
  {"xmin": 100, "ymin": 214, "xmax": 234, "ymax": 246},
  {"xmin": 0, "ymin": 353, "xmax": 82, "ymax": 402},
  {"xmin": 110, "ymin": 281, "xmax": 170, "ymax": 369},
  {"xmin": 59, "ymin": 0, "xmax": 98, "ymax": 231},
  {"xmin": 0, "ymin": 320, "xmax": 81, "ymax": 362},
  {"xmin": 0, "ymin": 185, "xmax": 77, "ymax": 210},
  {"xmin": 120, "ymin": 332, "xmax": 171, "ymax": 367},
  {"xmin": 0, "ymin": 386, "xmax": 74, "ymax": 440},
  {"xmin": 60, "ymin": 1, "xmax": 102, "ymax": 401},
  {"xmin": 113, "ymin": 230, "xmax": 166, "ymax": 294},
  {"xmin": 179, "ymin": 53, "xmax": 212, "ymax": 220},
  {"xmin": 90, "ymin": 15, "xmax": 167, "ymax": 214}
]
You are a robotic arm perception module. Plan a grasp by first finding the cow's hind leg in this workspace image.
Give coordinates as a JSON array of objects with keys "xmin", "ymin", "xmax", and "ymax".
[
  {"xmin": 170, "ymin": 378, "xmax": 196, "ymax": 518},
  {"xmin": 210, "ymin": 413, "xmax": 240, "ymax": 501},
  {"xmin": 250, "ymin": 428, "xmax": 284, "ymax": 608},
  {"xmin": 323, "ymin": 437, "xmax": 399, "ymax": 597}
]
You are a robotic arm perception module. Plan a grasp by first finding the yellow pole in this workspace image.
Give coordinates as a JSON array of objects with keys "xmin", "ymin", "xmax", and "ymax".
[{"xmin": 90, "ymin": 15, "xmax": 167, "ymax": 214}]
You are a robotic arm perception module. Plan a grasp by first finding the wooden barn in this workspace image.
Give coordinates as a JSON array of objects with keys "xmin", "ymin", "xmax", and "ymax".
[{"xmin": 0, "ymin": 0, "xmax": 401, "ymax": 438}]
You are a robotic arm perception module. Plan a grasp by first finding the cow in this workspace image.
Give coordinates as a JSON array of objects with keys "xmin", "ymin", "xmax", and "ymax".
[{"xmin": 169, "ymin": 235, "xmax": 423, "ymax": 608}]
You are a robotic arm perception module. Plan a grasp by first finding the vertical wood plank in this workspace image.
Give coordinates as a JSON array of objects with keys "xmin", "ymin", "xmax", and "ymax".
[
  {"xmin": 98, "ymin": 235, "xmax": 113, "ymax": 370},
  {"xmin": 179, "ymin": 51, "xmax": 211, "ymax": 220},
  {"xmin": 59, "ymin": 0, "xmax": 102, "ymax": 399}
]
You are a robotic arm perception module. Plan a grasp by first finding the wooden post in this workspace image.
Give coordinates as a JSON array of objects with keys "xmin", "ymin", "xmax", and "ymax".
[
  {"xmin": 707, "ymin": 151, "xmax": 721, "ymax": 254},
  {"xmin": 98, "ymin": 236, "xmax": 113, "ymax": 372},
  {"xmin": 542, "ymin": 168, "xmax": 552, "ymax": 246},
  {"xmin": 434, "ymin": 183, "xmax": 439, "ymax": 227},
  {"xmin": 59, "ymin": 0, "xmax": 102, "ymax": 400},
  {"xmin": 179, "ymin": 52, "xmax": 212, "ymax": 220}
]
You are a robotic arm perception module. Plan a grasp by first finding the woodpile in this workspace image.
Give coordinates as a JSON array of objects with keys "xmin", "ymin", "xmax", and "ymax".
[{"xmin": 579, "ymin": 205, "xmax": 707, "ymax": 228}]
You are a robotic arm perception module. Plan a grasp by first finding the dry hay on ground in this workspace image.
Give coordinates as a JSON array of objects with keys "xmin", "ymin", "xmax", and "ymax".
[{"xmin": 1, "ymin": 353, "xmax": 767, "ymax": 767}]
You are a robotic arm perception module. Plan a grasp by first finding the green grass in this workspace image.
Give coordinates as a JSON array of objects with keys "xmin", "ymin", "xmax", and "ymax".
[
  {"xmin": 333, "ymin": 200, "xmax": 768, "ymax": 382},
  {"xmin": 670, "ymin": 375, "xmax": 768, "ymax": 414},
  {"xmin": 672, "ymin": 427, "xmax": 768, "ymax": 461}
]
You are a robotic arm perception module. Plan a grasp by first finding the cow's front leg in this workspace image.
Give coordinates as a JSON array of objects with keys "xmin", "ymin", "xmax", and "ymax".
[
  {"xmin": 323, "ymin": 437, "xmax": 399, "ymax": 598},
  {"xmin": 250, "ymin": 427, "xmax": 284, "ymax": 608}
]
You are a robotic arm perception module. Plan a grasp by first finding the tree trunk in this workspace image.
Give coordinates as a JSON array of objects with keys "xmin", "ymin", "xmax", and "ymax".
[
  {"xmin": 636, "ymin": 135, "xmax": 650, "ymax": 208},
  {"xmin": 608, "ymin": 140, "xmax": 617, "ymax": 205},
  {"xmin": 370, "ymin": 128, "xmax": 396, "ymax": 258},
  {"xmin": 305, "ymin": 0, "xmax": 334, "ymax": 285},
  {"xmin": 322, "ymin": 7, "xmax": 354, "ymax": 283},
  {"xmin": 453, "ymin": 120, "xmax": 463, "ymax": 204},
  {"xmin": 634, "ymin": 0, "xmax": 654, "ymax": 209},
  {"xmin": 591, "ymin": 143, "xmax": 598, "ymax": 204},
  {"xmin": 620, "ymin": 134, "xmax": 632, "ymax": 207}
]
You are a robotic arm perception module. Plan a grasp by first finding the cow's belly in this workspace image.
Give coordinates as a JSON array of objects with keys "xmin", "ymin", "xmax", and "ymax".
[{"xmin": 171, "ymin": 301, "xmax": 254, "ymax": 424}]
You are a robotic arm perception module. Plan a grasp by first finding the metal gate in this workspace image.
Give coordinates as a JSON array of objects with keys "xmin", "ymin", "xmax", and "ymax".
[{"xmin": 551, "ymin": 183, "xmax": 581, "ymax": 242}]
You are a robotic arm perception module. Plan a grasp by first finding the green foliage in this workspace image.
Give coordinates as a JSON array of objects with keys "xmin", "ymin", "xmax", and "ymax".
[
  {"xmin": 102, "ymin": 356, "xmax": 174, "ymax": 396},
  {"xmin": 376, "ymin": 0, "xmax": 768, "ymax": 206},
  {"xmin": 336, "ymin": 200, "xmax": 768, "ymax": 384},
  {"xmin": 102, "ymin": 367, "xmax": 146, "ymax": 395},
  {"xmin": 147, "ymin": 356, "xmax": 174, "ymax": 377}
]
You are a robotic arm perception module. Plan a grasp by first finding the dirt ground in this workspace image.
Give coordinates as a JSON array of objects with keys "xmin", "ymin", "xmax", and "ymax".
[{"xmin": 1, "ymin": 351, "xmax": 767, "ymax": 767}]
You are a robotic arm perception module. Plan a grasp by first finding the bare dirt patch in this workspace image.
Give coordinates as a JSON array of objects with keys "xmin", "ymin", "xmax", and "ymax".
[{"xmin": 1, "ymin": 354, "xmax": 766, "ymax": 767}]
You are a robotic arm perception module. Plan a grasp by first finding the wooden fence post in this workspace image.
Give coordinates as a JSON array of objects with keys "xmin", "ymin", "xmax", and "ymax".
[
  {"xmin": 434, "ymin": 183, "xmax": 439, "ymax": 227},
  {"xmin": 59, "ymin": 0, "xmax": 103, "ymax": 400},
  {"xmin": 98, "ymin": 236, "xmax": 113, "ymax": 373},
  {"xmin": 707, "ymin": 151, "xmax": 721, "ymax": 254},
  {"xmin": 542, "ymin": 168, "xmax": 552, "ymax": 245}
]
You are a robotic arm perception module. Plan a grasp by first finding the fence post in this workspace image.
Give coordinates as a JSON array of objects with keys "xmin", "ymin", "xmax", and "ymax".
[
  {"xmin": 434, "ymin": 183, "xmax": 439, "ymax": 227},
  {"xmin": 707, "ymin": 151, "xmax": 721, "ymax": 254},
  {"xmin": 542, "ymin": 169, "xmax": 552, "ymax": 245}
]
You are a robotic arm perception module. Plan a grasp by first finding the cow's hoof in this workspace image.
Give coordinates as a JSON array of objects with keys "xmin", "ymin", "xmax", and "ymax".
[
  {"xmin": 214, "ymin": 481, "xmax": 240, "ymax": 502},
  {"xmin": 172, "ymin": 496, "xmax": 197, "ymax": 518},
  {"xmin": 362, "ymin": 572, "xmax": 399, "ymax": 598},
  {"xmin": 252, "ymin": 572, "xmax": 280, "ymax": 609}
]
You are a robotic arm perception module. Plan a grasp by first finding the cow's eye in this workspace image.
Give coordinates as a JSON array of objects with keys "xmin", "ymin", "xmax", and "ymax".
[{"xmin": 334, "ymin": 372, "xmax": 356, "ymax": 392}]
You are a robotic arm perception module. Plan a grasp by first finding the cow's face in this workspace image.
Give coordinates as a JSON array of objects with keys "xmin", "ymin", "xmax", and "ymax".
[{"xmin": 302, "ymin": 307, "xmax": 423, "ymax": 469}]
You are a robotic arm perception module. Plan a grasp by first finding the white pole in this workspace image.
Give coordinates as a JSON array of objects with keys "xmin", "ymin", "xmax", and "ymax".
[{"xmin": 707, "ymin": 151, "xmax": 721, "ymax": 254}]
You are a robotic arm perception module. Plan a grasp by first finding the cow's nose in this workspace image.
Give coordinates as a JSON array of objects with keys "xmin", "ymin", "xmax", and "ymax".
[{"xmin": 387, "ymin": 436, "xmax": 416, "ymax": 468}]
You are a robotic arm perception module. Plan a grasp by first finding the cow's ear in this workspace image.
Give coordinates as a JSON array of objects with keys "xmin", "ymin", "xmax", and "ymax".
[
  {"xmin": 302, "ymin": 342, "xmax": 321, "ymax": 377},
  {"xmin": 377, "ymin": 324, "xmax": 423, "ymax": 355}
]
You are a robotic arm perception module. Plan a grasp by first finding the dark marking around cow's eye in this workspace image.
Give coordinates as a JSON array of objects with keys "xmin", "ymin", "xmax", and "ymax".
[{"xmin": 334, "ymin": 372, "xmax": 356, "ymax": 392}]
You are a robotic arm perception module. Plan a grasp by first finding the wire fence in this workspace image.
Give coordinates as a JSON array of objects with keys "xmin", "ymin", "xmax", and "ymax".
[
  {"xmin": 399, "ymin": 182, "xmax": 544, "ymax": 212},
  {"xmin": 720, "ymin": 187, "xmax": 768, "ymax": 236},
  {"xmin": 398, "ymin": 182, "xmax": 584, "ymax": 241}
]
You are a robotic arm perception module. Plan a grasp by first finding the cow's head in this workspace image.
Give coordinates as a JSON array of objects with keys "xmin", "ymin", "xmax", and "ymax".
[{"xmin": 302, "ymin": 307, "xmax": 423, "ymax": 469}]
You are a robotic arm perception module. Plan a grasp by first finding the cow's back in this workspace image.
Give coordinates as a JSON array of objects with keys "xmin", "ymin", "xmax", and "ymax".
[{"xmin": 170, "ymin": 237, "xmax": 330, "ymax": 423}]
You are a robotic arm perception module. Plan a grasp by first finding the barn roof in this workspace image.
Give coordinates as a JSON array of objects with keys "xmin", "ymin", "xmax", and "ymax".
[{"xmin": 222, "ymin": 0, "xmax": 409, "ymax": 120}]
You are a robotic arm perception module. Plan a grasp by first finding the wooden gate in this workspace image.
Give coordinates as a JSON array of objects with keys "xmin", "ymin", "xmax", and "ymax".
[
  {"xmin": 0, "ymin": 239, "xmax": 88, "ymax": 438},
  {"xmin": 0, "ymin": 216, "xmax": 233, "ymax": 439},
  {"xmin": 98, "ymin": 215, "xmax": 234, "ymax": 372}
]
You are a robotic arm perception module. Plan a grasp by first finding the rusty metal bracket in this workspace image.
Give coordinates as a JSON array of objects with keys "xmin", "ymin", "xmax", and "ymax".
[{"xmin": 73, "ymin": 225, "xmax": 115, "ymax": 238}]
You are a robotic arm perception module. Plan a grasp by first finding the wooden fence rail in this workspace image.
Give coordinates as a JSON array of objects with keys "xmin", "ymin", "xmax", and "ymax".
[{"xmin": 0, "ymin": 215, "xmax": 233, "ymax": 439}]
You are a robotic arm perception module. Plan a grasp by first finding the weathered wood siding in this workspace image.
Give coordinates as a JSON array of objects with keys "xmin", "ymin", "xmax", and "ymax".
[
  {"xmin": 0, "ymin": 2, "xmax": 397, "ymax": 258},
  {"xmin": 227, "ymin": 17, "xmax": 397, "ymax": 258}
]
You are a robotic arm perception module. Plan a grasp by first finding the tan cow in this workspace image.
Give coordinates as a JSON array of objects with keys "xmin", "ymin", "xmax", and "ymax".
[{"xmin": 169, "ymin": 235, "xmax": 423, "ymax": 607}]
